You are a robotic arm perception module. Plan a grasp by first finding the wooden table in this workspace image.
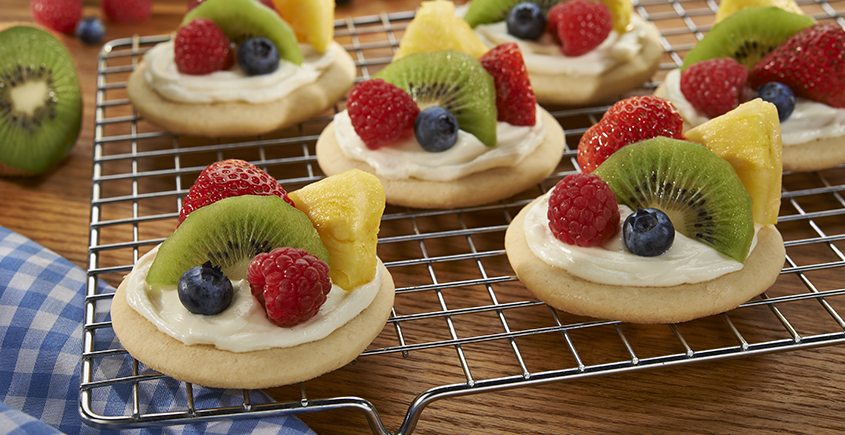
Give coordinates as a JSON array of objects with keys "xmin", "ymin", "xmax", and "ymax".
[{"xmin": 2, "ymin": 0, "xmax": 845, "ymax": 434}]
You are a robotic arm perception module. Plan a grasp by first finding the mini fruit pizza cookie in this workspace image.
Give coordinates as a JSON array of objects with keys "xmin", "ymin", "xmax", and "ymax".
[
  {"xmin": 111, "ymin": 163, "xmax": 395, "ymax": 389},
  {"xmin": 461, "ymin": 0, "xmax": 662, "ymax": 105},
  {"xmin": 126, "ymin": 0, "xmax": 355, "ymax": 137},
  {"xmin": 654, "ymin": 7, "xmax": 845, "ymax": 172},
  {"xmin": 506, "ymin": 98, "xmax": 786, "ymax": 324}
]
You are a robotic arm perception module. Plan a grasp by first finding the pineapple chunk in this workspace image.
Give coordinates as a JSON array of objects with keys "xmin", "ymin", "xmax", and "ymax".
[
  {"xmin": 288, "ymin": 170, "xmax": 386, "ymax": 291},
  {"xmin": 715, "ymin": 0, "xmax": 806, "ymax": 23},
  {"xmin": 273, "ymin": 0, "xmax": 334, "ymax": 53},
  {"xmin": 394, "ymin": 0, "xmax": 489, "ymax": 60},
  {"xmin": 684, "ymin": 99, "xmax": 782, "ymax": 225}
]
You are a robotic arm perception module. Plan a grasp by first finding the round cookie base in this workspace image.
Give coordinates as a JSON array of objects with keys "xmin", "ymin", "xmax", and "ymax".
[
  {"xmin": 316, "ymin": 108, "xmax": 566, "ymax": 209},
  {"xmin": 126, "ymin": 45, "xmax": 356, "ymax": 137},
  {"xmin": 111, "ymin": 260, "xmax": 395, "ymax": 390},
  {"xmin": 530, "ymin": 19, "xmax": 663, "ymax": 106},
  {"xmin": 505, "ymin": 198, "xmax": 786, "ymax": 324}
]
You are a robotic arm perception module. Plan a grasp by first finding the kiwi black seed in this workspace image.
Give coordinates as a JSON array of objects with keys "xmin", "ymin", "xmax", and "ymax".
[
  {"xmin": 593, "ymin": 137, "xmax": 755, "ymax": 263},
  {"xmin": 375, "ymin": 50, "xmax": 498, "ymax": 147},
  {"xmin": 464, "ymin": 0, "xmax": 562, "ymax": 27},
  {"xmin": 681, "ymin": 7, "xmax": 814, "ymax": 70},
  {"xmin": 0, "ymin": 24, "xmax": 82, "ymax": 176},
  {"xmin": 145, "ymin": 195, "xmax": 330, "ymax": 286}
]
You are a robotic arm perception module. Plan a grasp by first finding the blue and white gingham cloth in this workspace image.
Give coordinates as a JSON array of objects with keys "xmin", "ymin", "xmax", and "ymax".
[{"xmin": 0, "ymin": 225, "xmax": 315, "ymax": 435}]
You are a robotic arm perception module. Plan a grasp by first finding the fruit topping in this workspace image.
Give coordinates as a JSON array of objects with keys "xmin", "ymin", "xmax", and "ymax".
[
  {"xmin": 376, "ymin": 50, "xmax": 498, "ymax": 147},
  {"xmin": 680, "ymin": 57, "xmax": 748, "ymax": 119},
  {"xmin": 102, "ymin": 0, "xmax": 151, "ymax": 23},
  {"xmin": 393, "ymin": 0, "xmax": 489, "ymax": 60},
  {"xmin": 685, "ymin": 99, "xmax": 782, "ymax": 226},
  {"xmin": 715, "ymin": 0, "xmax": 805, "ymax": 23},
  {"xmin": 174, "ymin": 18, "xmax": 233, "ymax": 75},
  {"xmin": 623, "ymin": 208, "xmax": 675, "ymax": 257},
  {"xmin": 754, "ymin": 82, "xmax": 795, "ymax": 122},
  {"xmin": 30, "ymin": 0, "xmax": 82, "ymax": 34},
  {"xmin": 287, "ymin": 169, "xmax": 385, "ymax": 291},
  {"xmin": 748, "ymin": 23, "xmax": 845, "ymax": 109},
  {"xmin": 189, "ymin": 0, "xmax": 278, "ymax": 12},
  {"xmin": 506, "ymin": 2, "xmax": 546, "ymax": 40},
  {"xmin": 75, "ymin": 17, "xmax": 105, "ymax": 45},
  {"xmin": 238, "ymin": 37, "xmax": 280, "ymax": 76},
  {"xmin": 577, "ymin": 96, "xmax": 684, "ymax": 174},
  {"xmin": 593, "ymin": 137, "xmax": 755, "ymax": 263},
  {"xmin": 177, "ymin": 261, "xmax": 234, "ymax": 315},
  {"xmin": 464, "ymin": 0, "xmax": 630, "ymax": 36},
  {"xmin": 547, "ymin": 0, "xmax": 613, "ymax": 57},
  {"xmin": 147, "ymin": 195, "xmax": 330, "ymax": 286},
  {"xmin": 479, "ymin": 43, "xmax": 537, "ymax": 126},
  {"xmin": 247, "ymin": 247, "xmax": 332, "ymax": 327},
  {"xmin": 415, "ymin": 106, "xmax": 460, "ymax": 152},
  {"xmin": 179, "ymin": 159, "xmax": 294, "ymax": 226},
  {"xmin": 547, "ymin": 173, "xmax": 620, "ymax": 247},
  {"xmin": 347, "ymin": 78, "xmax": 420, "ymax": 150},
  {"xmin": 272, "ymin": 0, "xmax": 335, "ymax": 53}
]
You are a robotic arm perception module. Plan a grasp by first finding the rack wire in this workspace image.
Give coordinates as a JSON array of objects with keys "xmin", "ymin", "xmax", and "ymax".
[{"xmin": 81, "ymin": 1, "xmax": 845, "ymax": 434}]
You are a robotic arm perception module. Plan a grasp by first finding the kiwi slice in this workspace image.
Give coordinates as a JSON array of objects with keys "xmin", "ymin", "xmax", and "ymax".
[
  {"xmin": 146, "ymin": 195, "xmax": 330, "ymax": 286},
  {"xmin": 593, "ymin": 137, "xmax": 755, "ymax": 263},
  {"xmin": 375, "ymin": 50, "xmax": 497, "ymax": 147},
  {"xmin": 464, "ymin": 0, "xmax": 561, "ymax": 27},
  {"xmin": 0, "ymin": 24, "xmax": 82, "ymax": 176},
  {"xmin": 182, "ymin": 0, "xmax": 303, "ymax": 65},
  {"xmin": 680, "ymin": 7, "xmax": 814, "ymax": 70}
]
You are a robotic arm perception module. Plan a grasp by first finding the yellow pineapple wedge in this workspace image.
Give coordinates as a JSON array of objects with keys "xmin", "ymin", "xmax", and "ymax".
[
  {"xmin": 288, "ymin": 170, "xmax": 386, "ymax": 291},
  {"xmin": 272, "ymin": 0, "xmax": 334, "ymax": 53},
  {"xmin": 684, "ymin": 99, "xmax": 782, "ymax": 225},
  {"xmin": 394, "ymin": 0, "xmax": 489, "ymax": 60},
  {"xmin": 598, "ymin": 0, "xmax": 633, "ymax": 34},
  {"xmin": 715, "ymin": 0, "xmax": 806, "ymax": 22}
]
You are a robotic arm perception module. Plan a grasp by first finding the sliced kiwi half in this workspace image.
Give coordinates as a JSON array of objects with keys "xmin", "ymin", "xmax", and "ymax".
[
  {"xmin": 593, "ymin": 137, "xmax": 755, "ymax": 263},
  {"xmin": 146, "ymin": 195, "xmax": 330, "ymax": 286},
  {"xmin": 182, "ymin": 0, "xmax": 303, "ymax": 65},
  {"xmin": 680, "ymin": 7, "xmax": 814, "ymax": 70},
  {"xmin": 375, "ymin": 50, "xmax": 497, "ymax": 147},
  {"xmin": 464, "ymin": 0, "xmax": 562, "ymax": 27},
  {"xmin": 0, "ymin": 24, "xmax": 82, "ymax": 176}
]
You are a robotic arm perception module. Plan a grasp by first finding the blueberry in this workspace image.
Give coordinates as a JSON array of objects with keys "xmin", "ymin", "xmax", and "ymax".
[
  {"xmin": 414, "ymin": 106, "xmax": 459, "ymax": 152},
  {"xmin": 506, "ymin": 2, "xmax": 546, "ymax": 41},
  {"xmin": 75, "ymin": 17, "xmax": 105, "ymax": 45},
  {"xmin": 177, "ymin": 261, "xmax": 234, "ymax": 315},
  {"xmin": 623, "ymin": 208, "xmax": 675, "ymax": 257},
  {"xmin": 755, "ymin": 82, "xmax": 795, "ymax": 122},
  {"xmin": 238, "ymin": 37, "xmax": 280, "ymax": 76}
]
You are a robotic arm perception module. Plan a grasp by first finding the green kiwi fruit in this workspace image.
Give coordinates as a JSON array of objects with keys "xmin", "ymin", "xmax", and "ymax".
[
  {"xmin": 146, "ymin": 195, "xmax": 330, "ymax": 286},
  {"xmin": 593, "ymin": 137, "xmax": 755, "ymax": 263},
  {"xmin": 464, "ymin": 0, "xmax": 562, "ymax": 27},
  {"xmin": 0, "ymin": 24, "xmax": 82, "ymax": 176},
  {"xmin": 680, "ymin": 7, "xmax": 814, "ymax": 70},
  {"xmin": 182, "ymin": 0, "xmax": 303, "ymax": 65},
  {"xmin": 374, "ymin": 50, "xmax": 497, "ymax": 147}
]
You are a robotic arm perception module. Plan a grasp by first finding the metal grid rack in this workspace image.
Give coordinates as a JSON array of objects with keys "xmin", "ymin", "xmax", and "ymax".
[{"xmin": 81, "ymin": 2, "xmax": 845, "ymax": 434}]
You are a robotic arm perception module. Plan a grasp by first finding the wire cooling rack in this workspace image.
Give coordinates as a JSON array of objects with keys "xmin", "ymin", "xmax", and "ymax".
[{"xmin": 81, "ymin": 2, "xmax": 845, "ymax": 434}]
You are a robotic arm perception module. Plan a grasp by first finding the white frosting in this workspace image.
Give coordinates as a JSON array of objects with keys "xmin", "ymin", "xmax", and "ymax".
[
  {"xmin": 523, "ymin": 194, "xmax": 760, "ymax": 287},
  {"xmin": 332, "ymin": 107, "xmax": 546, "ymax": 181},
  {"xmin": 662, "ymin": 68, "xmax": 845, "ymax": 146},
  {"xmin": 143, "ymin": 41, "xmax": 340, "ymax": 104},
  {"xmin": 124, "ymin": 245, "xmax": 383, "ymax": 352}
]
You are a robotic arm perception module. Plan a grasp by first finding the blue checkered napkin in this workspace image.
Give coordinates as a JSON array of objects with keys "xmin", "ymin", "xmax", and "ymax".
[{"xmin": 0, "ymin": 226, "xmax": 315, "ymax": 435}]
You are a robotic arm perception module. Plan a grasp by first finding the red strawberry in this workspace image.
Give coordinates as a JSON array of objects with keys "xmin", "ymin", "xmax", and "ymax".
[
  {"xmin": 347, "ymin": 78, "xmax": 420, "ymax": 149},
  {"xmin": 102, "ymin": 0, "xmax": 151, "ymax": 22},
  {"xmin": 174, "ymin": 18, "xmax": 233, "ymax": 75},
  {"xmin": 680, "ymin": 57, "xmax": 748, "ymax": 118},
  {"xmin": 749, "ymin": 23, "xmax": 845, "ymax": 109},
  {"xmin": 479, "ymin": 43, "xmax": 537, "ymax": 126},
  {"xmin": 547, "ymin": 0, "xmax": 613, "ymax": 57},
  {"xmin": 179, "ymin": 159, "xmax": 294, "ymax": 226},
  {"xmin": 577, "ymin": 96, "xmax": 684, "ymax": 173},
  {"xmin": 30, "ymin": 0, "xmax": 82, "ymax": 34}
]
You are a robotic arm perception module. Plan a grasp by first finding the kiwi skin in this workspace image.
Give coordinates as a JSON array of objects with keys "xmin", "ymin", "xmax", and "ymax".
[{"xmin": 0, "ymin": 23, "xmax": 82, "ymax": 177}]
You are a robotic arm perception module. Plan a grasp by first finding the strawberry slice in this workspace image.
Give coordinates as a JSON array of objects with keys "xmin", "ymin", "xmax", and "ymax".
[
  {"xmin": 479, "ymin": 43, "xmax": 537, "ymax": 126},
  {"xmin": 749, "ymin": 23, "xmax": 845, "ymax": 109}
]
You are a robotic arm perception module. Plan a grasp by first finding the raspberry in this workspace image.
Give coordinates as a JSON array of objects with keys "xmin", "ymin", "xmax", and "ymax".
[
  {"xmin": 102, "ymin": 0, "xmax": 151, "ymax": 23},
  {"xmin": 680, "ymin": 57, "xmax": 748, "ymax": 118},
  {"xmin": 547, "ymin": 0, "xmax": 613, "ymax": 57},
  {"xmin": 174, "ymin": 18, "xmax": 233, "ymax": 75},
  {"xmin": 547, "ymin": 173, "xmax": 620, "ymax": 247},
  {"xmin": 479, "ymin": 43, "xmax": 537, "ymax": 126},
  {"xmin": 179, "ymin": 159, "xmax": 294, "ymax": 226},
  {"xmin": 247, "ymin": 247, "xmax": 332, "ymax": 327},
  {"xmin": 347, "ymin": 78, "xmax": 420, "ymax": 150},
  {"xmin": 30, "ymin": 0, "xmax": 82, "ymax": 34}
]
